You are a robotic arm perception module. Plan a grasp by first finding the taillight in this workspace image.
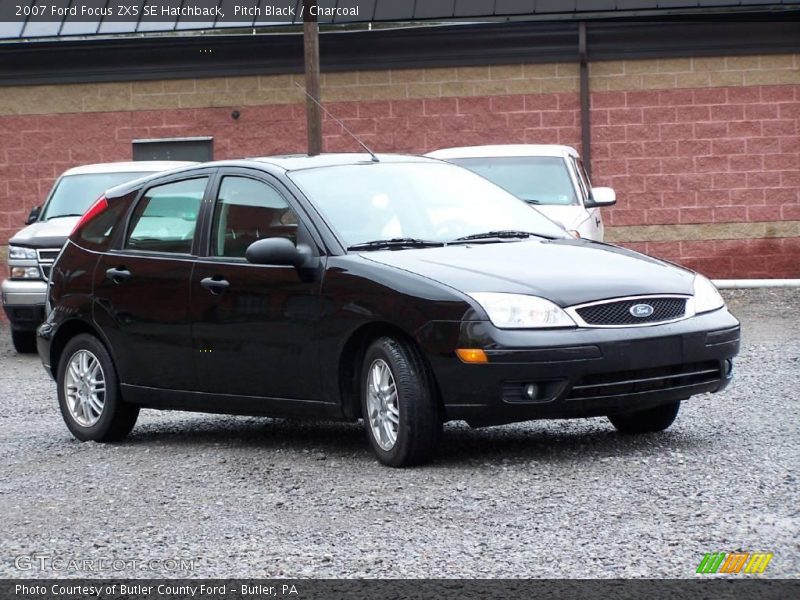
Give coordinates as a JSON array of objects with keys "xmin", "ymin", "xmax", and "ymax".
[{"xmin": 70, "ymin": 196, "xmax": 108, "ymax": 235}]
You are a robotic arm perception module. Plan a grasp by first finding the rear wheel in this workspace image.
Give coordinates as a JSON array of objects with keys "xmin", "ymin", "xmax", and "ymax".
[
  {"xmin": 361, "ymin": 336, "xmax": 441, "ymax": 467},
  {"xmin": 11, "ymin": 330, "xmax": 37, "ymax": 354},
  {"xmin": 57, "ymin": 334, "xmax": 139, "ymax": 442},
  {"xmin": 608, "ymin": 401, "xmax": 681, "ymax": 434}
]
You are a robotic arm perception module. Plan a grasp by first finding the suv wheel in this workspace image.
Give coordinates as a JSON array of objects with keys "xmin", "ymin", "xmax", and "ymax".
[
  {"xmin": 608, "ymin": 401, "xmax": 681, "ymax": 434},
  {"xmin": 361, "ymin": 336, "xmax": 441, "ymax": 467},
  {"xmin": 57, "ymin": 334, "xmax": 139, "ymax": 442},
  {"xmin": 11, "ymin": 330, "xmax": 37, "ymax": 354}
]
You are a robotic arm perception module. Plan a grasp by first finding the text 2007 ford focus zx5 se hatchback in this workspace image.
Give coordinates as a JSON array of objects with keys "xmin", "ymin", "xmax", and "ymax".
[{"xmin": 38, "ymin": 154, "xmax": 740, "ymax": 467}]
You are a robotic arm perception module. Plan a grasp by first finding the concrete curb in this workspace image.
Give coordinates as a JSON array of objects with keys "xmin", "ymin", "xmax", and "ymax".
[{"xmin": 714, "ymin": 279, "xmax": 800, "ymax": 289}]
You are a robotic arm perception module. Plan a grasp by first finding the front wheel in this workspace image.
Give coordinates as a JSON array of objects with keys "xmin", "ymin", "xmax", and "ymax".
[
  {"xmin": 361, "ymin": 337, "xmax": 441, "ymax": 467},
  {"xmin": 608, "ymin": 401, "xmax": 681, "ymax": 434},
  {"xmin": 57, "ymin": 334, "xmax": 139, "ymax": 442}
]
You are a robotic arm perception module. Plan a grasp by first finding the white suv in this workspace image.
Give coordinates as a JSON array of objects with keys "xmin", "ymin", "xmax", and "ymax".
[
  {"xmin": 426, "ymin": 144, "xmax": 616, "ymax": 241},
  {"xmin": 3, "ymin": 161, "xmax": 194, "ymax": 353}
]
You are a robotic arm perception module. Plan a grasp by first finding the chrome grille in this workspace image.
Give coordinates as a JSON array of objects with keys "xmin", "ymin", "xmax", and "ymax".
[
  {"xmin": 569, "ymin": 296, "xmax": 689, "ymax": 327},
  {"xmin": 37, "ymin": 248, "xmax": 61, "ymax": 282}
]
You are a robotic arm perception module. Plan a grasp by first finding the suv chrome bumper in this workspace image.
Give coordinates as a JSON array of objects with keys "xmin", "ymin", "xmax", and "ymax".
[
  {"xmin": 2, "ymin": 278, "xmax": 47, "ymax": 306},
  {"xmin": 2, "ymin": 279, "xmax": 47, "ymax": 330}
]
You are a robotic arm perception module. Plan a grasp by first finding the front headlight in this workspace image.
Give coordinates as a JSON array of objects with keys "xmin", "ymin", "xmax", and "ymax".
[
  {"xmin": 10, "ymin": 266, "xmax": 41, "ymax": 279},
  {"xmin": 8, "ymin": 245, "xmax": 37, "ymax": 260},
  {"xmin": 467, "ymin": 292, "xmax": 576, "ymax": 329},
  {"xmin": 692, "ymin": 274, "xmax": 725, "ymax": 314}
]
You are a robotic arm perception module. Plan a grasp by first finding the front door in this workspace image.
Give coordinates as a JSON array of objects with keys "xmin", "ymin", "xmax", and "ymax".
[
  {"xmin": 190, "ymin": 172, "xmax": 324, "ymax": 402},
  {"xmin": 93, "ymin": 176, "xmax": 210, "ymax": 390}
]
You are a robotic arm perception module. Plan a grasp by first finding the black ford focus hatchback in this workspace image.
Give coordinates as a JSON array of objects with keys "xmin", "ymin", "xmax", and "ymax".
[{"xmin": 38, "ymin": 154, "xmax": 740, "ymax": 467}]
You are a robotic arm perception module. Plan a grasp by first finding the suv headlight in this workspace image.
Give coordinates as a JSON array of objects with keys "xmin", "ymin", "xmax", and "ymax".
[
  {"xmin": 10, "ymin": 266, "xmax": 41, "ymax": 279},
  {"xmin": 692, "ymin": 274, "xmax": 725, "ymax": 314},
  {"xmin": 8, "ymin": 245, "xmax": 37, "ymax": 260},
  {"xmin": 467, "ymin": 292, "xmax": 576, "ymax": 329}
]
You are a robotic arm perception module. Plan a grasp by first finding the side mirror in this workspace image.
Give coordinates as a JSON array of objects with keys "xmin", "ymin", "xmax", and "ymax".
[
  {"xmin": 586, "ymin": 187, "xmax": 616, "ymax": 208},
  {"xmin": 245, "ymin": 237, "xmax": 309, "ymax": 267},
  {"xmin": 26, "ymin": 206, "xmax": 41, "ymax": 224}
]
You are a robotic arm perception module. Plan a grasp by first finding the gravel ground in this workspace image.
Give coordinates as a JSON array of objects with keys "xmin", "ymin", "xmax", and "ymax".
[{"xmin": 0, "ymin": 288, "xmax": 797, "ymax": 579}]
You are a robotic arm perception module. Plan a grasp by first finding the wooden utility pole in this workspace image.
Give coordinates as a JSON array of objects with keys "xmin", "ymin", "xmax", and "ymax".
[
  {"xmin": 578, "ymin": 22, "xmax": 591, "ymax": 179},
  {"xmin": 303, "ymin": 0, "xmax": 322, "ymax": 156}
]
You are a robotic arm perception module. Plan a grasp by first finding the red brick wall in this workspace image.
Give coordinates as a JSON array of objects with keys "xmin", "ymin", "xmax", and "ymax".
[
  {"xmin": 1, "ymin": 82, "xmax": 798, "ymax": 279},
  {"xmin": 591, "ymin": 84, "xmax": 799, "ymax": 278}
]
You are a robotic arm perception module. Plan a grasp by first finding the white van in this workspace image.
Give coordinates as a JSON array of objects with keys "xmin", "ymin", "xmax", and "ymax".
[{"xmin": 426, "ymin": 144, "xmax": 616, "ymax": 241}]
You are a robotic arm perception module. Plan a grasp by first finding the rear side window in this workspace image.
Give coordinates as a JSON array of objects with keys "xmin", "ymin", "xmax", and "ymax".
[
  {"xmin": 125, "ymin": 178, "xmax": 207, "ymax": 254},
  {"xmin": 211, "ymin": 176, "xmax": 298, "ymax": 258}
]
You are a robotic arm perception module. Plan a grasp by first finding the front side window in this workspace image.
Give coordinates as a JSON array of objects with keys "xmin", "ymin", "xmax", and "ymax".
[
  {"xmin": 125, "ymin": 178, "xmax": 207, "ymax": 253},
  {"xmin": 211, "ymin": 176, "xmax": 298, "ymax": 258},
  {"xmin": 449, "ymin": 156, "xmax": 578, "ymax": 206},
  {"xmin": 574, "ymin": 158, "xmax": 594, "ymax": 203}
]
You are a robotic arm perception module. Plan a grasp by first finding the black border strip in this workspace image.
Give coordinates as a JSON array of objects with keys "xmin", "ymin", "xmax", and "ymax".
[
  {"xmin": 2, "ymin": 579, "xmax": 799, "ymax": 600},
  {"xmin": 0, "ymin": 16, "xmax": 799, "ymax": 87}
]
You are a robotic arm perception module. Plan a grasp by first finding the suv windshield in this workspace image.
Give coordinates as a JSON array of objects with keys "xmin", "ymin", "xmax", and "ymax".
[
  {"xmin": 288, "ymin": 162, "xmax": 567, "ymax": 248},
  {"xmin": 449, "ymin": 156, "xmax": 578, "ymax": 206},
  {"xmin": 40, "ymin": 172, "xmax": 152, "ymax": 220}
]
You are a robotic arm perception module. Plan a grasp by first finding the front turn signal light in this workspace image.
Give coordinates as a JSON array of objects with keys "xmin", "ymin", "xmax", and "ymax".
[{"xmin": 456, "ymin": 349, "xmax": 488, "ymax": 364}]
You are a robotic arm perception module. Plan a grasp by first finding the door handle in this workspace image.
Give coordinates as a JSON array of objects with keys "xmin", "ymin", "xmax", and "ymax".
[
  {"xmin": 200, "ymin": 276, "xmax": 230, "ymax": 294},
  {"xmin": 105, "ymin": 267, "xmax": 131, "ymax": 284}
]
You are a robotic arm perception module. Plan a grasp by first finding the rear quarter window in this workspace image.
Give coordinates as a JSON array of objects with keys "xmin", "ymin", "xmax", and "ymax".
[{"xmin": 76, "ymin": 191, "xmax": 137, "ymax": 252}]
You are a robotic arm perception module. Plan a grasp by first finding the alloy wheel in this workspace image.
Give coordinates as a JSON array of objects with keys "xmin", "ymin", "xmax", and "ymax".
[
  {"xmin": 64, "ymin": 349, "xmax": 106, "ymax": 427},
  {"xmin": 366, "ymin": 358, "xmax": 400, "ymax": 451}
]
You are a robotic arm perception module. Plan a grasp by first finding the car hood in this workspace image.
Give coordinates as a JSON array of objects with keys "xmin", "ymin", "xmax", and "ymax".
[
  {"xmin": 530, "ymin": 205, "xmax": 587, "ymax": 231},
  {"xmin": 360, "ymin": 239, "xmax": 695, "ymax": 307},
  {"xmin": 8, "ymin": 216, "xmax": 79, "ymax": 247}
]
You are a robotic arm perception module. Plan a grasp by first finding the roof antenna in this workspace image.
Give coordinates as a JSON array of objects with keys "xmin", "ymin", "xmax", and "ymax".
[{"xmin": 294, "ymin": 81, "xmax": 380, "ymax": 162}]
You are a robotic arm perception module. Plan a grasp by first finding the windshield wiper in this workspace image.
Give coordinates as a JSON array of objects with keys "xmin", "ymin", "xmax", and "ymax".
[
  {"xmin": 523, "ymin": 199, "xmax": 543, "ymax": 205},
  {"xmin": 347, "ymin": 238, "xmax": 445, "ymax": 251},
  {"xmin": 452, "ymin": 230, "xmax": 537, "ymax": 242},
  {"xmin": 46, "ymin": 213, "xmax": 83, "ymax": 220}
]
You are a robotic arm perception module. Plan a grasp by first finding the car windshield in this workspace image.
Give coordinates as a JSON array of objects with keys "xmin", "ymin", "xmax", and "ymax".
[
  {"xmin": 448, "ymin": 156, "xmax": 578, "ymax": 206},
  {"xmin": 40, "ymin": 172, "xmax": 152, "ymax": 220},
  {"xmin": 288, "ymin": 161, "xmax": 567, "ymax": 248}
]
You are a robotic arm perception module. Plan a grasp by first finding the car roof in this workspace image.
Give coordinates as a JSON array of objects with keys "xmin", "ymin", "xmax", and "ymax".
[
  {"xmin": 103, "ymin": 154, "xmax": 445, "ymax": 197},
  {"xmin": 249, "ymin": 153, "xmax": 436, "ymax": 171},
  {"xmin": 60, "ymin": 161, "xmax": 198, "ymax": 176},
  {"xmin": 425, "ymin": 144, "xmax": 580, "ymax": 159}
]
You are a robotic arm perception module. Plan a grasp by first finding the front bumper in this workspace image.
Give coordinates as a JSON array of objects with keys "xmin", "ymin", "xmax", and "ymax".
[
  {"xmin": 1, "ymin": 279, "xmax": 47, "ymax": 331},
  {"xmin": 419, "ymin": 308, "xmax": 740, "ymax": 426}
]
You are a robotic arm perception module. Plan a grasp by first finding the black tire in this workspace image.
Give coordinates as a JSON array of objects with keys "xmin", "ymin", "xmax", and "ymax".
[
  {"xmin": 608, "ymin": 401, "xmax": 681, "ymax": 434},
  {"xmin": 11, "ymin": 330, "xmax": 37, "ymax": 354},
  {"xmin": 361, "ymin": 336, "xmax": 442, "ymax": 467},
  {"xmin": 57, "ymin": 333, "xmax": 139, "ymax": 442}
]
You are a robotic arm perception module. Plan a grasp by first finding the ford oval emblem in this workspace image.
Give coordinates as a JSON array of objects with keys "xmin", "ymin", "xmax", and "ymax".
[{"xmin": 630, "ymin": 303, "xmax": 655, "ymax": 318}]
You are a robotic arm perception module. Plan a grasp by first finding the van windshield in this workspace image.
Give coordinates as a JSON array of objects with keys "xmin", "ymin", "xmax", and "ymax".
[
  {"xmin": 449, "ymin": 156, "xmax": 578, "ymax": 206},
  {"xmin": 40, "ymin": 172, "xmax": 152, "ymax": 220}
]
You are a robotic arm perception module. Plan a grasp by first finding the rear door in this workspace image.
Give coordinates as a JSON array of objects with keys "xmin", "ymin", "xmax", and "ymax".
[
  {"xmin": 190, "ymin": 169, "xmax": 326, "ymax": 403},
  {"xmin": 93, "ymin": 174, "xmax": 212, "ymax": 390}
]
